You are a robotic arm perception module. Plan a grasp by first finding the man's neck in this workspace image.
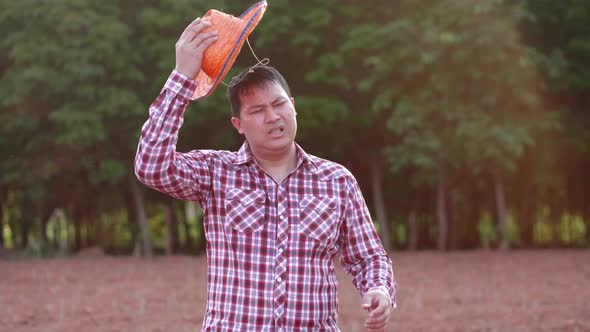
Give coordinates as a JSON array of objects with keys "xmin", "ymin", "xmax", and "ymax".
[{"xmin": 250, "ymin": 143, "xmax": 298, "ymax": 184}]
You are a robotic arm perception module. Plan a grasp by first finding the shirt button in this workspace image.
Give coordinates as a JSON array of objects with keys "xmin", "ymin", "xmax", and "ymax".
[
  {"xmin": 278, "ymin": 247, "xmax": 284, "ymax": 254},
  {"xmin": 279, "ymin": 215, "xmax": 285, "ymax": 220},
  {"xmin": 277, "ymin": 277, "xmax": 282, "ymax": 283}
]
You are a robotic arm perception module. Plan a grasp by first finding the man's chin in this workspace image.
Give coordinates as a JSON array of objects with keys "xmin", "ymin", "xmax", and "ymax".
[{"xmin": 253, "ymin": 139, "xmax": 294, "ymax": 152}]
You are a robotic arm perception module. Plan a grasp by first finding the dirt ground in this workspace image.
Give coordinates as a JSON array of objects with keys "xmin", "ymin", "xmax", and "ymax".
[{"xmin": 1, "ymin": 249, "xmax": 589, "ymax": 332}]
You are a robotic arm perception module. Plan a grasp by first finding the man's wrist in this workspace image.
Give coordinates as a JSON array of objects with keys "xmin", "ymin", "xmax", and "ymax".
[
  {"xmin": 164, "ymin": 69, "xmax": 198, "ymax": 100},
  {"xmin": 365, "ymin": 286, "xmax": 391, "ymax": 306},
  {"xmin": 174, "ymin": 66, "xmax": 198, "ymax": 80}
]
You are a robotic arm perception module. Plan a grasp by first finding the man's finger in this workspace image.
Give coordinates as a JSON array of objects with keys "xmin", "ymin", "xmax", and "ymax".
[
  {"xmin": 362, "ymin": 294, "xmax": 378, "ymax": 310},
  {"xmin": 184, "ymin": 19, "xmax": 213, "ymax": 44},
  {"xmin": 366, "ymin": 311, "xmax": 389, "ymax": 325},
  {"xmin": 189, "ymin": 31, "xmax": 218, "ymax": 50},
  {"xmin": 365, "ymin": 320, "xmax": 387, "ymax": 331},
  {"xmin": 365, "ymin": 311, "xmax": 389, "ymax": 330},
  {"xmin": 368, "ymin": 299, "xmax": 388, "ymax": 317},
  {"xmin": 365, "ymin": 322, "xmax": 387, "ymax": 331},
  {"xmin": 364, "ymin": 294, "xmax": 390, "ymax": 330},
  {"xmin": 194, "ymin": 34, "xmax": 218, "ymax": 54},
  {"xmin": 366, "ymin": 307, "xmax": 389, "ymax": 324},
  {"xmin": 179, "ymin": 17, "xmax": 202, "ymax": 42}
]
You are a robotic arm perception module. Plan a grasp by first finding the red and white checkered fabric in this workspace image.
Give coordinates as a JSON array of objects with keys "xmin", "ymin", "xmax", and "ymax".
[{"xmin": 135, "ymin": 70, "xmax": 396, "ymax": 331}]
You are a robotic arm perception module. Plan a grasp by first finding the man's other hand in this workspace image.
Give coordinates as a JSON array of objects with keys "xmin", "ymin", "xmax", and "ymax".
[{"xmin": 362, "ymin": 290, "xmax": 392, "ymax": 331}]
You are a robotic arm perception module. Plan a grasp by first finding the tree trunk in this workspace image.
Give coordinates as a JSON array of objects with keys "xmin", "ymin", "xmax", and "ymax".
[
  {"xmin": 164, "ymin": 203, "xmax": 179, "ymax": 255},
  {"xmin": 370, "ymin": 158, "xmax": 392, "ymax": 251},
  {"xmin": 519, "ymin": 194, "xmax": 534, "ymax": 248},
  {"xmin": 408, "ymin": 211, "xmax": 418, "ymax": 251},
  {"xmin": 9, "ymin": 220, "xmax": 18, "ymax": 249},
  {"xmin": 94, "ymin": 216, "xmax": 102, "ymax": 249},
  {"xmin": 124, "ymin": 189, "xmax": 140, "ymax": 254},
  {"xmin": 80, "ymin": 222, "xmax": 86, "ymax": 249},
  {"xmin": 494, "ymin": 175, "xmax": 510, "ymax": 251},
  {"xmin": 0, "ymin": 199, "xmax": 4, "ymax": 249},
  {"xmin": 448, "ymin": 189, "xmax": 458, "ymax": 250},
  {"xmin": 195, "ymin": 218, "xmax": 206, "ymax": 254},
  {"xmin": 182, "ymin": 215, "xmax": 193, "ymax": 251},
  {"xmin": 549, "ymin": 205, "xmax": 561, "ymax": 248},
  {"xmin": 130, "ymin": 177, "xmax": 153, "ymax": 257},
  {"xmin": 85, "ymin": 219, "xmax": 93, "ymax": 248},
  {"xmin": 21, "ymin": 219, "xmax": 30, "ymax": 249},
  {"xmin": 37, "ymin": 201, "xmax": 47, "ymax": 247},
  {"xmin": 465, "ymin": 188, "xmax": 481, "ymax": 249},
  {"xmin": 53, "ymin": 217, "xmax": 59, "ymax": 249},
  {"xmin": 61, "ymin": 210, "xmax": 69, "ymax": 253},
  {"xmin": 73, "ymin": 208, "xmax": 82, "ymax": 252},
  {"xmin": 172, "ymin": 201, "xmax": 187, "ymax": 251},
  {"xmin": 171, "ymin": 203, "xmax": 179, "ymax": 252},
  {"xmin": 436, "ymin": 167, "xmax": 449, "ymax": 251}
]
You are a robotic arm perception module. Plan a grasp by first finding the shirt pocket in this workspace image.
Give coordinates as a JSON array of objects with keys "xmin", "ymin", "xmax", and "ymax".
[
  {"xmin": 225, "ymin": 187, "xmax": 267, "ymax": 233},
  {"xmin": 299, "ymin": 195, "xmax": 340, "ymax": 244}
]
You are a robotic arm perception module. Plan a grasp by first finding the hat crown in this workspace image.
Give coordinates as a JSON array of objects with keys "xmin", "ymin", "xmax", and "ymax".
[
  {"xmin": 201, "ymin": 10, "xmax": 244, "ymax": 78},
  {"xmin": 191, "ymin": 1, "xmax": 267, "ymax": 100}
]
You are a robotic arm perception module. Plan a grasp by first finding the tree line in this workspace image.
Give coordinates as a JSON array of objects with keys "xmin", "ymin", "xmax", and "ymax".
[{"xmin": 0, "ymin": 0, "xmax": 588, "ymax": 256}]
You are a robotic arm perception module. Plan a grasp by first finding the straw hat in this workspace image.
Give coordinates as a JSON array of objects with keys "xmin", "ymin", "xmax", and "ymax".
[{"xmin": 192, "ymin": 0, "xmax": 268, "ymax": 100}]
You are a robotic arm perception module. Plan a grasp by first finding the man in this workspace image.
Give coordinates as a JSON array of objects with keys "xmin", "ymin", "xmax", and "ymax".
[{"xmin": 135, "ymin": 17, "xmax": 397, "ymax": 331}]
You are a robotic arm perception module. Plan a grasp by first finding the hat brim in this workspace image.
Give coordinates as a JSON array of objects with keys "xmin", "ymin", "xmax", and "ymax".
[{"xmin": 191, "ymin": 1, "xmax": 267, "ymax": 100}]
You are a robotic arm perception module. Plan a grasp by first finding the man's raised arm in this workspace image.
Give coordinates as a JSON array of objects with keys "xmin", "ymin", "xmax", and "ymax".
[{"xmin": 134, "ymin": 18, "xmax": 218, "ymax": 204}]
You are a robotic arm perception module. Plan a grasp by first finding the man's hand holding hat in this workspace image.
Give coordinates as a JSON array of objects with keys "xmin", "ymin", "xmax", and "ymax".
[{"xmin": 175, "ymin": 18, "xmax": 218, "ymax": 79}]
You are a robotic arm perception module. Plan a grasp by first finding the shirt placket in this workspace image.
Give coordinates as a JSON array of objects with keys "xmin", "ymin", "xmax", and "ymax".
[{"xmin": 273, "ymin": 183, "xmax": 289, "ymax": 331}]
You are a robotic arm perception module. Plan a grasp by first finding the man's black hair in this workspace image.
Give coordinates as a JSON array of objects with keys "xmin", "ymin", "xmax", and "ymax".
[{"xmin": 226, "ymin": 65, "xmax": 291, "ymax": 117}]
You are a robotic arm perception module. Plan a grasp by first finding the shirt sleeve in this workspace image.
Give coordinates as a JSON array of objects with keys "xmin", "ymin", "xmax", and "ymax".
[
  {"xmin": 134, "ymin": 69, "xmax": 212, "ymax": 206},
  {"xmin": 339, "ymin": 175, "xmax": 397, "ymax": 309}
]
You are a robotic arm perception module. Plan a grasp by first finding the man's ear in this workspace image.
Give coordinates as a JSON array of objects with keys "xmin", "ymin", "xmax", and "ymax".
[
  {"xmin": 291, "ymin": 97, "xmax": 297, "ymax": 116},
  {"xmin": 231, "ymin": 116, "xmax": 243, "ymax": 134}
]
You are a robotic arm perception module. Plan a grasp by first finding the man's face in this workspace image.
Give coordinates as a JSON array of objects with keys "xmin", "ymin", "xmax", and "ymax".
[{"xmin": 231, "ymin": 81, "xmax": 297, "ymax": 154}]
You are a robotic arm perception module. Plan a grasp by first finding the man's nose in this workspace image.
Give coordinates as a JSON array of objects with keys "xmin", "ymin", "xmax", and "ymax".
[{"xmin": 264, "ymin": 108, "xmax": 280, "ymax": 122}]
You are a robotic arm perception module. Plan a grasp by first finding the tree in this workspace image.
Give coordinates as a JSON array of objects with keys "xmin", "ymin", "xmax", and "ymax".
[{"xmin": 518, "ymin": 0, "xmax": 590, "ymax": 242}]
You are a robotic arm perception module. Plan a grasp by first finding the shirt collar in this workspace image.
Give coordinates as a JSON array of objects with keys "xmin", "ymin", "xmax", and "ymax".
[
  {"xmin": 233, "ymin": 141, "xmax": 254, "ymax": 165},
  {"xmin": 233, "ymin": 141, "xmax": 319, "ymax": 170},
  {"xmin": 294, "ymin": 143, "xmax": 318, "ymax": 170}
]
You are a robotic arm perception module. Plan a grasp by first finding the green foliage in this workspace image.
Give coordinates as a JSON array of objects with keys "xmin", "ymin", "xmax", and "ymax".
[
  {"xmin": 91, "ymin": 160, "xmax": 126, "ymax": 185},
  {"xmin": 295, "ymin": 96, "xmax": 348, "ymax": 137},
  {"xmin": 533, "ymin": 220, "xmax": 554, "ymax": 246},
  {"xmin": 25, "ymin": 238, "xmax": 58, "ymax": 259},
  {"xmin": 478, "ymin": 211, "xmax": 498, "ymax": 249},
  {"xmin": 506, "ymin": 212, "xmax": 521, "ymax": 247},
  {"xmin": 558, "ymin": 213, "xmax": 586, "ymax": 246},
  {"xmin": 0, "ymin": 0, "xmax": 588, "ymax": 253},
  {"xmin": 519, "ymin": 0, "xmax": 590, "ymax": 164},
  {"xmin": 533, "ymin": 206, "xmax": 587, "ymax": 247},
  {"xmin": 2, "ymin": 223, "xmax": 13, "ymax": 248},
  {"xmin": 376, "ymin": 0, "xmax": 550, "ymax": 182},
  {"xmin": 101, "ymin": 210, "xmax": 133, "ymax": 251},
  {"xmin": 395, "ymin": 223, "xmax": 407, "ymax": 247},
  {"xmin": 521, "ymin": 0, "xmax": 590, "ymax": 90},
  {"xmin": 477, "ymin": 210, "xmax": 521, "ymax": 248}
]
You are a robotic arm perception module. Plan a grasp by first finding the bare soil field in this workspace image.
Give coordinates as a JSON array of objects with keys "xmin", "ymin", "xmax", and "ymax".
[{"xmin": 1, "ymin": 250, "xmax": 589, "ymax": 332}]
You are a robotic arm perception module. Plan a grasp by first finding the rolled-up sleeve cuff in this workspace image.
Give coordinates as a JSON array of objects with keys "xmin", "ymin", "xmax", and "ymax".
[{"xmin": 163, "ymin": 70, "xmax": 197, "ymax": 100}]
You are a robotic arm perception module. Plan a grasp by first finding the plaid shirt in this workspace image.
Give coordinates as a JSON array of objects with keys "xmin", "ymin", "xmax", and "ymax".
[{"xmin": 135, "ymin": 70, "xmax": 396, "ymax": 331}]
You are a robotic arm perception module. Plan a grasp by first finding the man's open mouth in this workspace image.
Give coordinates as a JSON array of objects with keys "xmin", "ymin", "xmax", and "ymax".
[{"xmin": 269, "ymin": 126, "xmax": 285, "ymax": 135}]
